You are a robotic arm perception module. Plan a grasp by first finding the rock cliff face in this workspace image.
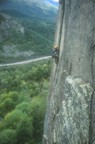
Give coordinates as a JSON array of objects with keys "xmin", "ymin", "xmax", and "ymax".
[{"xmin": 43, "ymin": 0, "xmax": 95, "ymax": 144}]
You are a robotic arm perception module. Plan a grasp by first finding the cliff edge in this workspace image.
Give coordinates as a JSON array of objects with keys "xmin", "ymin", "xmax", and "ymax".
[{"xmin": 43, "ymin": 0, "xmax": 95, "ymax": 144}]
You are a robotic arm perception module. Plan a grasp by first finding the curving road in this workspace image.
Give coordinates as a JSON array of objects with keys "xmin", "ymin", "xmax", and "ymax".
[{"xmin": 0, "ymin": 56, "xmax": 52, "ymax": 67}]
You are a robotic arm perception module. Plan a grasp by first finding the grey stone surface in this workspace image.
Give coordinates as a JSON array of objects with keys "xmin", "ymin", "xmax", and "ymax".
[
  {"xmin": 43, "ymin": 76, "xmax": 93, "ymax": 144},
  {"xmin": 43, "ymin": 0, "xmax": 95, "ymax": 144},
  {"xmin": 54, "ymin": 76, "xmax": 93, "ymax": 144}
]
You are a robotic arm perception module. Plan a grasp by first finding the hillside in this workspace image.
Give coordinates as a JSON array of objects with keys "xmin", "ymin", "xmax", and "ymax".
[{"xmin": 0, "ymin": 0, "xmax": 58, "ymax": 63}]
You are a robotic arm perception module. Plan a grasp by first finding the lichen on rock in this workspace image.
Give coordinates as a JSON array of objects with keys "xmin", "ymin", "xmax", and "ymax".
[{"xmin": 54, "ymin": 76, "xmax": 93, "ymax": 144}]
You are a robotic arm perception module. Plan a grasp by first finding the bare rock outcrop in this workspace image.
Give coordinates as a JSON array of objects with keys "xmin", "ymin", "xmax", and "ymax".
[
  {"xmin": 43, "ymin": 0, "xmax": 95, "ymax": 144},
  {"xmin": 54, "ymin": 76, "xmax": 93, "ymax": 144}
]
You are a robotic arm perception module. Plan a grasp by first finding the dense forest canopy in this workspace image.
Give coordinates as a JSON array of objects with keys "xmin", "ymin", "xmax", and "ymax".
[{"xmin": 0, "ymin": 60, "xmax": 51, "ymax": 144}]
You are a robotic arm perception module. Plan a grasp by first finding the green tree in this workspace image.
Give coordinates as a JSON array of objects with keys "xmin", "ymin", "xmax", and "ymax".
[
  {"xmin": 0, "ymin": 129, "xmax": 17, "ymax": 144},
  {"xmin": 30, "ymin": 96, "xmax": 46, "ymax": 143}
]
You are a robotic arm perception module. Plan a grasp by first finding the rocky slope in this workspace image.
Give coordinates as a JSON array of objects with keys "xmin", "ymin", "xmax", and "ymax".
[
  {"xmin": 0, "ymin": 13, "xmax": 24, "ymax": 42},
  {"xmin": 0, "ymin": 13, "xmax": 28, "ymax": 63},
  {"xmin": 0, "ymin": 0, "xmax": 58, "ymax": 63}
]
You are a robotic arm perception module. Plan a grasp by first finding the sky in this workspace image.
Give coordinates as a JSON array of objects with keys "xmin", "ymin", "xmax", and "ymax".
[{"xmin": 53, "ymin": 0, "xmax": 59, "ymax": 2}]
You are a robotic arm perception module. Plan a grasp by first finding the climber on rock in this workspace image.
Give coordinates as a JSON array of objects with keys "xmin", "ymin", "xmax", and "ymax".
[{"xmin": 52, "ymin": 45, "xmax": 59, "ymax": 59}]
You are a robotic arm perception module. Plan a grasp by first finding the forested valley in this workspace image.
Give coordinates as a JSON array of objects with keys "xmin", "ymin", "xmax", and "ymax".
[
  {"xmin": 0, "ymin": 0, "xmax": 58, "ymax": 143},
  {"xmin": 0, "ymin": 60, "xmax": 51, "ymax": 144},
  {"xmin": 0, "ymin": 0, "xmax": 58, "ymax": 63},
  {"xmin": 0, "ymin": 14, "xmax": 55, "ymax": 63}
]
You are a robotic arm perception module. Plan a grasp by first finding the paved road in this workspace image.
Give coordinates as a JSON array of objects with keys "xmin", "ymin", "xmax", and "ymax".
[{"xmin": 0, "ymin": 56, "xmax": 52, "ymax": 67}]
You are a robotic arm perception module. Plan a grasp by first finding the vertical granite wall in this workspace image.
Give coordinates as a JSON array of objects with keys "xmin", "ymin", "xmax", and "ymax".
[{"xmin": 43, "ymin": 0, "xmax": 95, "ymax": 144}]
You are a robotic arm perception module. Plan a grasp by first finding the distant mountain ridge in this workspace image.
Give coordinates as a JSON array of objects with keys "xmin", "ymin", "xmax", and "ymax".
[
  {"xmin": 0, "ymin": 0, "xmax": 58, "ymax": 21},
  {"xmin": 47, "ymin": 0, "xmax": 58, "ymax": 5}
]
